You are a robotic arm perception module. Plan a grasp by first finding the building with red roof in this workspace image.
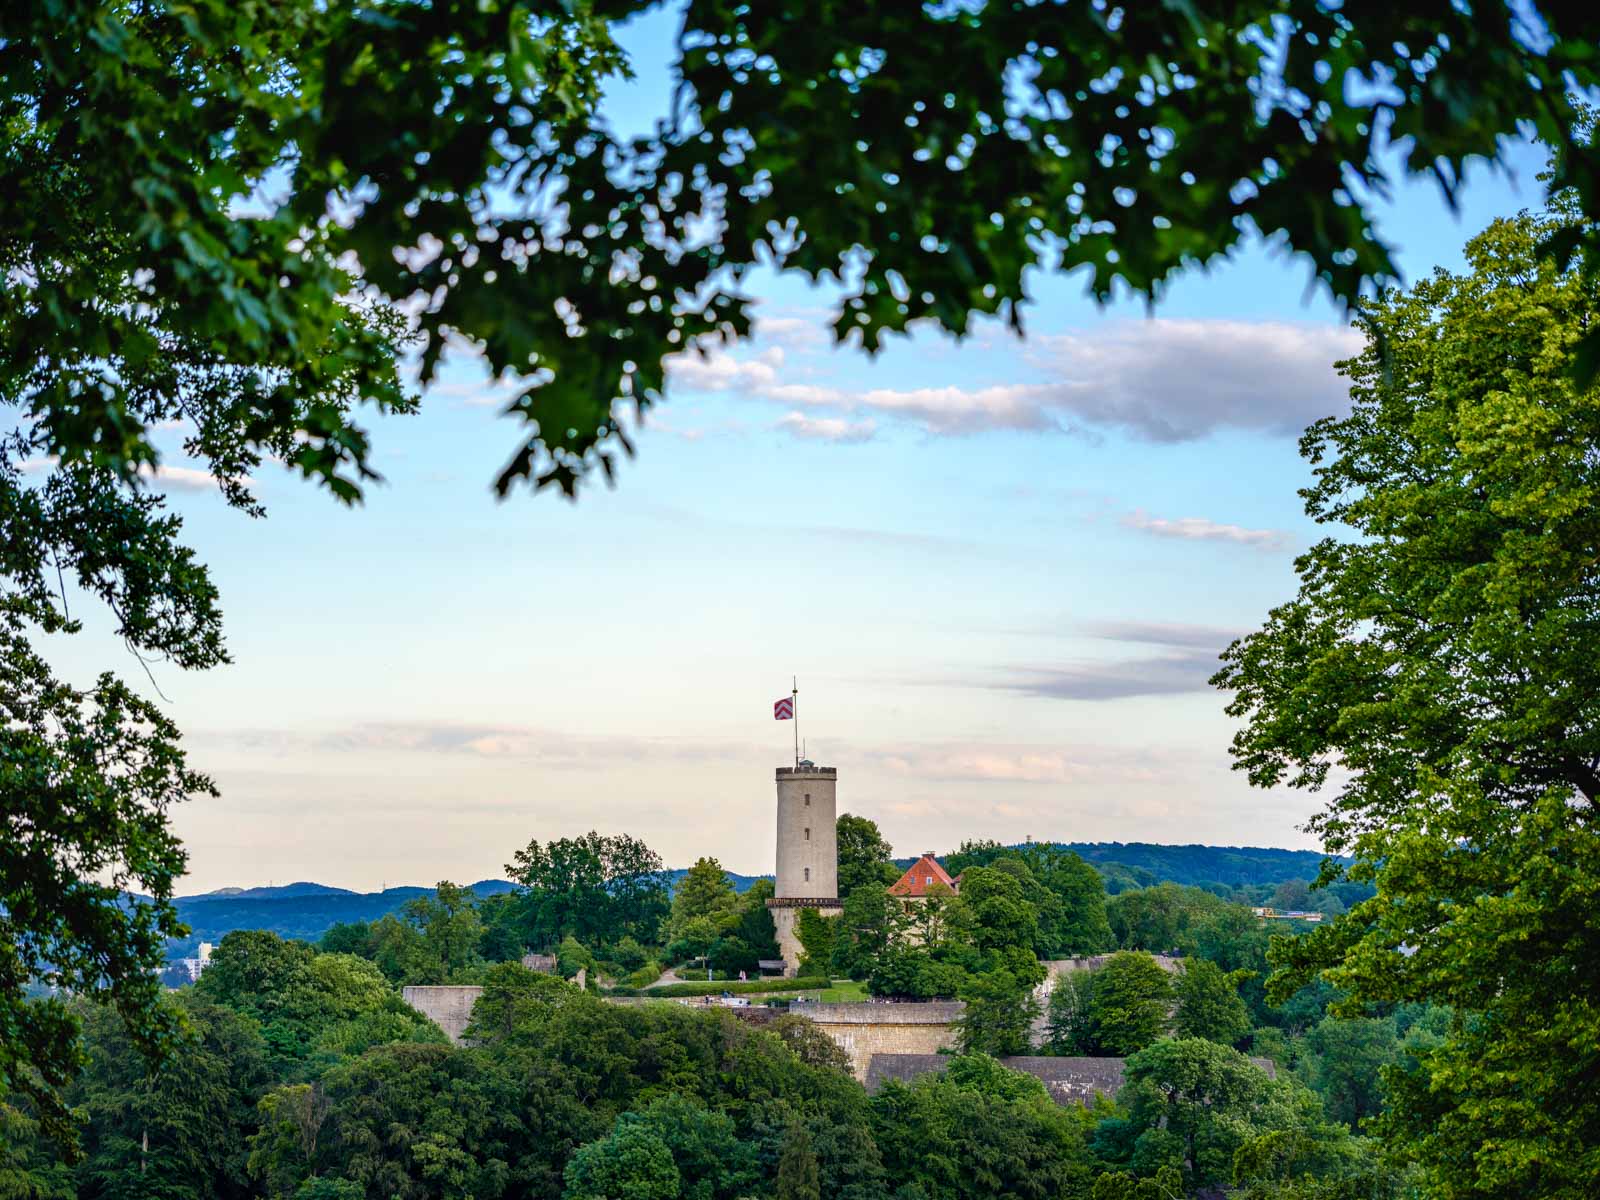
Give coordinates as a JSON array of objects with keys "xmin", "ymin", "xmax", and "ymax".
[{"xmin": 888, "ymin": 852, "xmax": 958, "ymax": 901}]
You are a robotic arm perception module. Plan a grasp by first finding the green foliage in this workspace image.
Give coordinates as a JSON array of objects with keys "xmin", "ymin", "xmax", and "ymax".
[
  {"xmin": 661, "ymin": 858, "xmax": 742, "ymax": 964},
  {"xmin": 70, "ymin": 994, "xmax": 270, "ymax": 1199},
  {"xmin": 835, "ymin": 815, "xmax": 898, "ymax": 898},
  {"xmin": 871, "ymin": 1058, "xmax": 1094, "ymax": 1200},
  {"xmin": 830, "ymin": 885, "xmax": 903, "ymax": 981},
  {"xmin": 194, "ymin": 931, "xmax": 440, "ymax": 1075},
  {"xmin": 1300, "ymin": 1017, "xmax": 1400, "ymax": 1131},
  {"xmin": 1216, "ymin": 206, "xmax": 1600, "ymax": 1198},
  {"xmin": 943, "ymin": 843, "xmax": 1114, "ymax": 956},
  {"xmin": 399, "ymin": 883, "xmax": 485, "ymax": 981},
  {"xmin": 956, "ymin": 947, "xmax": 1044, "ymax": 1057},
  {"xmin": 0, "ymin": 615, "xmax": 207, "ymax": 1143},
  {"xmin": 1107, "ymin": 884, "xmax": 1231, "ymax": 954},
  {"xmin": 503, "ymin": 833, "xmax": 671, "ymax": 955},
  {"xmin": 564, "ymin": 1121, "xmax": 678, "ymax": 1200},
  {"xmin": 556, "ymin": 936, "xmax": 596, "ymax": 982},
  {"xmin": 793, "ymin": 909, "xmax": 839, "ymax": 979},
  {"xmin": 1043, "ymin": 971, "xmax": 1097, "ymax": 1056},
  {"xmin": 1109, "ymin": 1039, "xmax": 1319, "ymax": 1192},
  {"xmin": 774, "ymin": 1121, "xmax": 821, "ymax": 1200},
  {"xmin": 1092, "ymin": 1164, "xmax": 1184, "ymax": 1200},
  {"xmin": 1087, "ymin": 953, "xmax": 1175, "ymax": 1057},
  {"xmin": 1172, "ymin": 959, "xmax": 1253, "ymax": 1048}
]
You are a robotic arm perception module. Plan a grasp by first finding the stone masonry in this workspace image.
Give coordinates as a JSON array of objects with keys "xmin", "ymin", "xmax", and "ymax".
[
  {"xmin": 788, "ymin": 1000, "xmax": 964, "ymax": 1081},
  {"xmin": 402, "ymin": 984, "xmax": 484, "ymax": 1044}
]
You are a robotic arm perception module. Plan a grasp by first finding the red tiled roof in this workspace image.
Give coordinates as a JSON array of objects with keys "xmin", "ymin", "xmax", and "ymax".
[{"xmin": 888, "ymin": 853, "xmax": 956, "ymax": 897}]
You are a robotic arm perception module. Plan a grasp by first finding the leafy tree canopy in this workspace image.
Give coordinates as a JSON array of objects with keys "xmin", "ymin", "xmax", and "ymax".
[{"xmin": 1216, "ymin": 204, "xmax": 1600, "ymax": 1197}]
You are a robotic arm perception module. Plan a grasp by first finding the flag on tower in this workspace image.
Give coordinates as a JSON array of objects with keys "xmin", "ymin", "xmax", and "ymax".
[{"xmin": 774, "ymin": 696, "xmax": 794, "ymax": 720}]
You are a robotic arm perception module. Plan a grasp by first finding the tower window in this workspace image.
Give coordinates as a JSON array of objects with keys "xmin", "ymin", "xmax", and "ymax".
[
  {"xmin": 804, "ymin": 794, "xmax": 810, "ymax": 806},
  {"xmin": 804, "ymin": 827, "xmax": 811, "ymax": 841},
  {"xmin": 804, "ymin": 867, "xmax": 810, "ymax": 882}
]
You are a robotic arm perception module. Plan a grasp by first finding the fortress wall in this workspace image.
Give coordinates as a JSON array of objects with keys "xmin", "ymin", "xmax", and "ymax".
[
  {"xmin": 789, "ymin": 1001, "xmax": 965, "ymax": 1080},
  {"xmin": 402, "ymin": 985, "xmax": 484, "ymax": 1044}
]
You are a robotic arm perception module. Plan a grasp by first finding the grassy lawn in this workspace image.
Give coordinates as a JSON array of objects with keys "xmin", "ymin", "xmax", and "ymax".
[{"xmin": 809, "ymin": 979, "xmax": 869, "ymax": 1003}]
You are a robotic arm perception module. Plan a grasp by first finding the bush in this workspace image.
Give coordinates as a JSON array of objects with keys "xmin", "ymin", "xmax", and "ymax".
[
  {"xmin": 605, "ymin": 976, "xmax": 828, "ymax": 999},
  {"xmin": 625, "ymin": 961, "xmax": 664, "ymax": 989}
]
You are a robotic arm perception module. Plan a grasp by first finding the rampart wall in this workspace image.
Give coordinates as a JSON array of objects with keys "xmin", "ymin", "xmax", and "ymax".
[
  {"xmin": 788, "ymin": 1000, "xmax": 964, "ymax": 1081},
  {"xmin": 402, "ymin": 984, "xmax": 483, "ymax": 1044}
]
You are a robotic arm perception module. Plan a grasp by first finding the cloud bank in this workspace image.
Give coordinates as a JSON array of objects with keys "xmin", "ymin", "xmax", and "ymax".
[{"xmin": 664, "ymin": 318, "xmax": 1360, "ymax": 445}]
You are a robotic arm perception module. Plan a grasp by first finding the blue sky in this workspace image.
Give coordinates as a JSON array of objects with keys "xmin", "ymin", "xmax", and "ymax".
[{"xmin": 47, "ymin": 9, "xmax": 1556, "ymax": 892}]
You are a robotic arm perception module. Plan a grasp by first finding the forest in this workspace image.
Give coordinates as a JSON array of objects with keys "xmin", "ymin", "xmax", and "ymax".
[{"xmin": 3, "ymin": 820, "xmax": 1418, "ymax": 1200}]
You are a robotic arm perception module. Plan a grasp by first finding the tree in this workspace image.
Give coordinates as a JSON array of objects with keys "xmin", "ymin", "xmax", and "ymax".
[
  {"xmin": 506, "ymin": 832, "xmax": 671, "ymax": 952},
  {"xmin": 69, "ymin": 994, "xmax": 270, "ymax": 1200},
  {"xmin": 1109, "ymin": 1039, "xmax": 1315, "ymax": 1192},
  {"xmin": 1107, "ymin": 884, "xmax": 1229, "ymax": 954},
  {"xmin": 1087, "ymin": 953, "xmax": 1174, "ymax": 1057},
  {"xmin": 400, "ymin": 882, "xmax": 486, "ymax": 981},
  {"xmin": 830, "ymin": 885, "xmax": 903, "ymax": 982},
  {"xmin": 194, "ymin": 933, "xmax": 440, "ymax": 1075},
  {"xmin": 248, "ymin": 1083, "xmax": 332, "ymax": 1200},
  {"xmin": 14, "ymin": 0, "xmax": 1600, "ymax": 1119},
  {"xmin": 662, "ymin": 858, "xmax": 742, "ymax": 965},
  {"xmin": 1214, "ymin": 205, "xmax": 1600, "ymax": 1198},
  {"xmin": 1, "ymin": 615, "xmax": 210, "ymax": 1142},
  {"xmin": 1043, "ymin": 971, "xmax": 1097, "ymax": 1056},
  {"xmin": 1023, "ymin": 847, "xmax": 1115, "ymax": 957},
  {"xmin": 774, "ymin": 1121, "xmax": 820, "ymax": 1200},
  {"xmin": 956, "ymin": 947, "xmax": 1043, "ymax": 1057},
  {"xmin": 871, "ymin": 1061, "xmax": 1094, "ymax": 1200},
  {"xmin": 1302, "ymin": 1016, "xmax": 1399, "ymax": 1130},
  {"xmin": 1172, "ymin": 959, "xmax": 1253, "ymax": 1048},
  {"xmin": 835, "ymin": 816, "xmax": 897, "ymax": 897}
]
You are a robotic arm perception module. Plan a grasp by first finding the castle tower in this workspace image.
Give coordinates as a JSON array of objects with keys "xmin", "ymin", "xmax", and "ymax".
[{"xmin": 766, "ymin": 762, "xmax": 843, "ymax": 975}]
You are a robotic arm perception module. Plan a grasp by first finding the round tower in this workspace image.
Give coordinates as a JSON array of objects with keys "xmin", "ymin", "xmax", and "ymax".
[{"xmin": 766, "ymin": 762, "xmax": 843, "ymax": 975}]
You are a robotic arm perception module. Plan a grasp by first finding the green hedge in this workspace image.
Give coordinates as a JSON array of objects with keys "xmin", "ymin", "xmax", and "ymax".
[
  {"xmin": 624, "ymin": 962, "xmax": 664, "ymax": 989},
  {"xmin": 606, "ymin": 976, "xmax": 829, "ymax": 999}
]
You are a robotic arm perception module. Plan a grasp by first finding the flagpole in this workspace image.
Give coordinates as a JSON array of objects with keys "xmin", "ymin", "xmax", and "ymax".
[{"xmin": 792, "ymin": 676, "xmax": 799, "ymax": 768}]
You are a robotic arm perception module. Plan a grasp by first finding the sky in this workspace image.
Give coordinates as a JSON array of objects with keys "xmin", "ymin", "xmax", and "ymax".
[{"xmin": 43, "ymin": 8, "xmax": 1556, "ymax": 893}]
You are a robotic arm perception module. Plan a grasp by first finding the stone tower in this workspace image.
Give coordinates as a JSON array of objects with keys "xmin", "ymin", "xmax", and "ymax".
[{"xmin": 766, "ymin": 762, "xmax": 843, "ymax": 975}]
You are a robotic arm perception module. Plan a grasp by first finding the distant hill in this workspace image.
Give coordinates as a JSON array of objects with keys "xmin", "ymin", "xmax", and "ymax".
[
  {"xmin": 894, "ymin": 841, "xmax": 1339, "ymax": 890},
  {"xmin": 1059, "ymin": 842, "xmax": 1339, "ymax": 889},
  {"xmin": 165, "ymin": 871, "xmax": 771, "ymax": 958},
  {"xmin": 167, "ymin": 879, "xmax": 516, "ymax": 957}
]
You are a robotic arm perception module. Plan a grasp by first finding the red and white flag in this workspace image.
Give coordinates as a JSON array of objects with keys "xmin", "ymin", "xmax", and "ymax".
[{"xmin": 774, "ymin": 696, "xmax": 794, "ymax": 720}]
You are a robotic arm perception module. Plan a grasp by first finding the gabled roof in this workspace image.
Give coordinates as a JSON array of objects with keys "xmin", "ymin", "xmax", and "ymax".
[{"xmin": 889, "ymin": 852, "xmax": 956, "ymax": 897}]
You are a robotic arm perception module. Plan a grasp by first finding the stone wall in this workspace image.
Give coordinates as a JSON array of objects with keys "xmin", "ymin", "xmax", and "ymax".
[
  {"xmin": 789, "ymin": 1000, "xmax": 964, "ymax": 1081},
  {"xmin": 402, "ymin": 985, "xmax": 484, "ymax": 1045},
  {"xmin": 766, "ymin": 902, "xmax": 842, "ymax": 977}
]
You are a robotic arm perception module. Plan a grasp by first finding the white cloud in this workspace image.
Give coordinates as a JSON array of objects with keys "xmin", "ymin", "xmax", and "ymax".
[
  {"xmin": 1033, "ymin": 319, "xmax": 1361, "ymax": 441},
  {"xmin": 19, "ymin": 457, "xmax": 250, "ymax": 493},
  {"xmin": 855, "ymin": 383, "xmax": 1060, "ymax": 434},
  {"xmin": 681, "ymin": 317, "xmax": 1359, "ymax": 444},
  {"xmin": 666, "ymin": 346, "xmax": 784, "ymax": 393},
  {"xmin": 867, "ymin": 741, "xmax": 1192, "ymax": 784},
  {"xmin": 1084, "ymin": 620, "xmax": 1248, "ymax": 650},
  {"xmin": 207, "ymin": 721, "xmax": 754, "ymax": 767},
  {"xmin": 1120, "ymin": 509, "xmax": 1288, "ymax": 550},
  {"xmin": 775, "ymin": 412, "xmax": 877, "ymax": 443},
  {"xmin": 997, "ymin": 652, "xmax": 1221, "ymax": 701}
]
